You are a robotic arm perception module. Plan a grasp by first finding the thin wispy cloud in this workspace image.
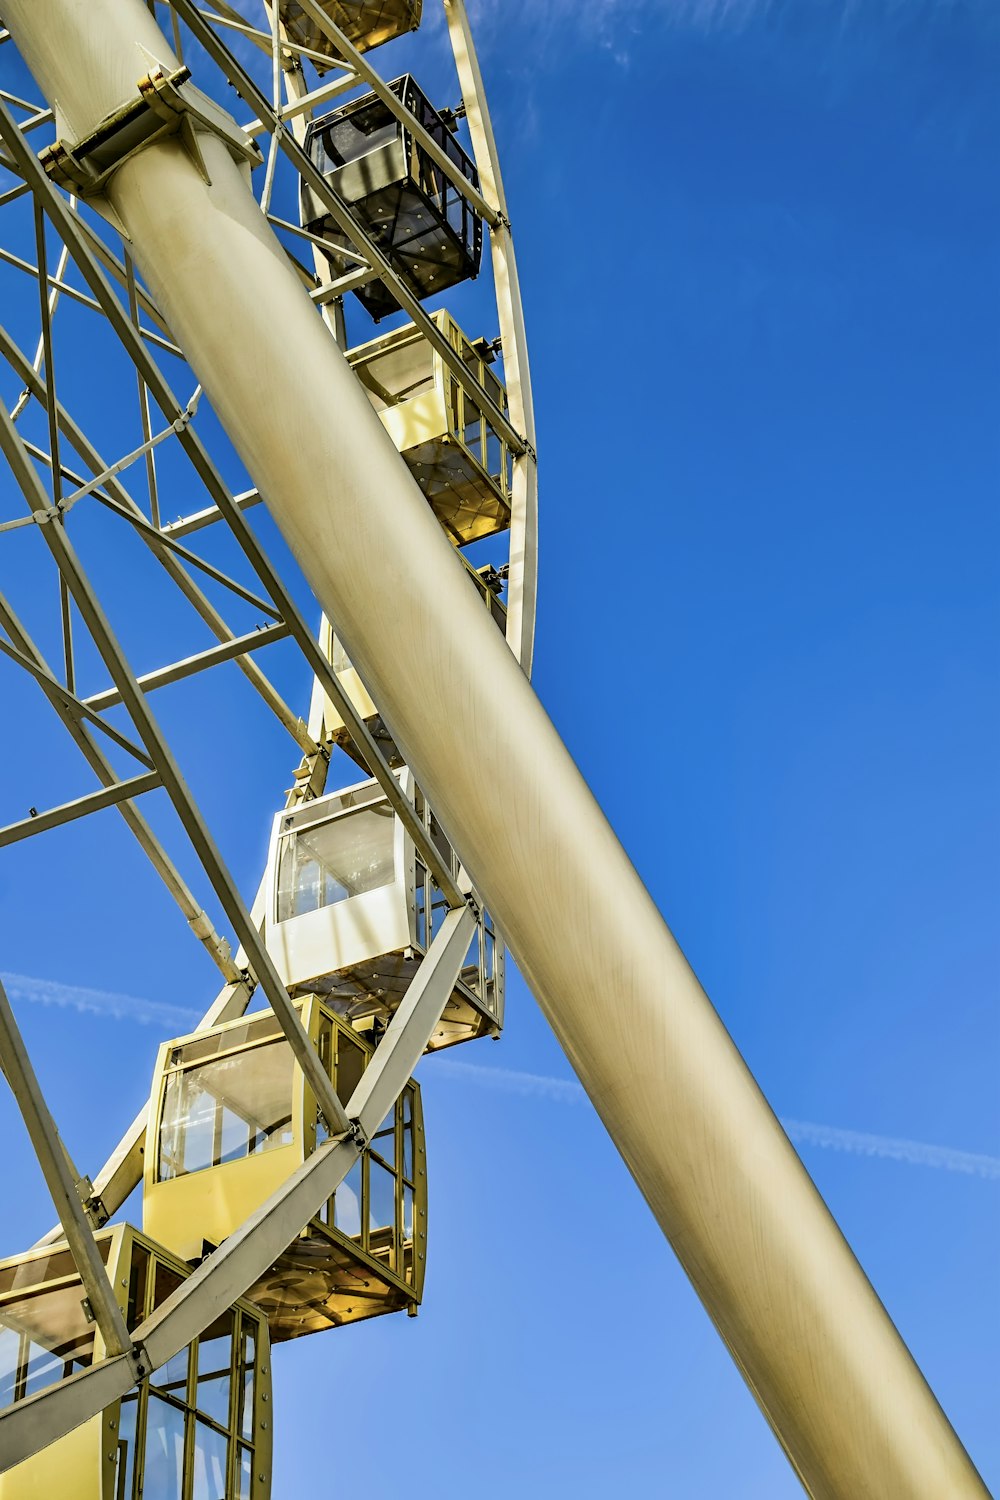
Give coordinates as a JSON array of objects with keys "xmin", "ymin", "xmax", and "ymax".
[
  {"xmin": 4, "ymin": 976, "xmax": 994, "ymax": 1181},
  {"xmin": 433, "ymin": 1058, "xmax": 1000, "ymax": 1182},
  {"xmin": 781, "ymin": 1119, "xmax": 1000, "ymax": 1182},
  {"xmin": 0, "ymin": 972, "xmax": 200, "ymax": 1031}
]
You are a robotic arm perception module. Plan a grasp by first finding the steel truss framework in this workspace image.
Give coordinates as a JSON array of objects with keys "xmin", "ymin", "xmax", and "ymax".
[
  {"xmin": 0, "ymin": 4, "xmax": 989, "ymax": 1498},
  {"xmin": 0, "ymin": 0, "xmax": 533, "ymax": 1473}
]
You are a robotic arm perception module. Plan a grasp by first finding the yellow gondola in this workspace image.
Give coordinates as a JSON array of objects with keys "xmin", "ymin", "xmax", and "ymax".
[
  {"xmin": 0, "ymin": 1225, "xmax": 271, "ymax": 1500},
  {"xmin": 144, "ymin": 1000, "xmax": 426, "ymax": 1341}
]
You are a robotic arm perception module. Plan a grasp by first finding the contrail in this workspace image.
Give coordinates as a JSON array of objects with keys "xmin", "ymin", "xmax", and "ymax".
[
  {"xmin": 6, "ymin": 976, "xmax": 995, "ymax": 1181},
  {"xmin": 780, "ymin": 1119, "xmax": 1000, "ymax": 1181},
  {"xmin": 431, "ymin": 1058, "xmax": 1000, "ymax": 1181},
  {"xmin": 0, "ymin": 972, "xmax": 201, "ymax": 1031}
]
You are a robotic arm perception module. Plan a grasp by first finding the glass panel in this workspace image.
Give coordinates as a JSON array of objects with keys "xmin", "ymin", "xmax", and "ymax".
[
  {"xmin": 239, "ymin": 1326, "xmax": 256, "ymax": 1441},
  {"xmin": 402, "ymin": 1109, "xmax": 414, "ymax": 1183},
  {"xmin": 192, "ymin": 1419, "xmax": 229, "ymax": 1500},
  {"xmin": 335, "ymin": 1031, "xmax": 366, "ymax": 1110},
  {"xmin": 357, "ymin": 339, "xmax": 434, "ymax": 406},
  {"xmin": 429, "ymin": 891, "xmax": 449, "ymax": 940},
  {"xmin": 276, "ymin": 803, "xmax": 395, "ymax": 921},
  {"xmin": 114, "ymin": 1393, "xmax": 138, "ymax": 1500},
  {"xmin": 159, "ymin": 1041, "xmax": 295, "ymax": 1181},
  {"xmin": 402, "ymin": 1182, "xmax": 415, "ymax": 1286},
  {"xmin": 23, "ymin": 1337, "xmax": 67, "ymax": 1399},
  {"xmin": 0, "ymin": 1327, "xmax": 18, "ymax": 1408},
  {"xmin": 317, "ymin": 1014, "xmax": 333, "ymax": 1073},
  {"xmin": 153, "ymin": 1262, "xmax": 184, "ymax": 1312},
  {"xmin": 219, "ymin": 1106, "xmax": 252, "ymax": 1165},
  {"xmin": 151, "ymin": 1344, "xmax": 188, "ymax": 1403},
  {"xmin": 372, "ymin": 1119, "xmax": 395, "ymax": 1171},
  {"xmin": 414, "ymin": 863, "xmax": 427, "ymax": 947},
  {"xmin": 486, "ymin": 427, "xmax": 502, "ymax": 483},
  {"xmin": 142, "ymin": 1393, "xmax": 185, "ymax": 1500},
  {"xmin": 0, "ymin": 1280, "xmax": 96, "ymax": 1403},
  {"xmin": 197, "ymin": 1311, "xmax": 233, "ymax": 1428},
  {"xmin": 330, "ymin": 633, "xmax": 352, "ymax": 674},
  {"xmin": 238, "ymin": 1444, "xmax": 253, "ymax": 1500},
  {"xmin": 127, "ymin": 1243, "xmax": 149, "ymax": 1330},
  {"xmin": 171, "ymin": 1014, "xmax": 284, "ymax": 1070},
  {"xmin": 320, "ymin": 99, "xmax": 398, "ymax": 169},
  {"xmin": 0, "ymin": 1241, "xmax": 107, "ymax": 1298},
  {"xmin": 483, "ymin": 368, "xmax": 504, "ymax": 411},
  {"xmin": 368, "ymin": 1159, "xmax": 396, "ymax": 1263},
  {"xmin": 334, "ymin": 1158, "xmax": 362, "ymax": 1239},
  {"xmin": 461, "ymin": 928, "xmax": 481, "ymax": 996},
  {"xmin": 463, "ymin": 410, "xmax": 482, "ymax": 461}
]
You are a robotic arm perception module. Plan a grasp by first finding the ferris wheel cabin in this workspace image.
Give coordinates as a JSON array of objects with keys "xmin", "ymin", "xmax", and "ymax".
[
  {"xmin": 262, "ymin": 772, "xmax": 503, "ymax": 1048},
  {"xmin": 143, "ymin": 1001, "xmax": 425, "ymax": 1341},
  {"xmin": 302, "ymin": 76, "xmax": 483, "ymax": 319},
  {"xmin": 348, "ymin": 310, "xmax": 514, "ymax": 544},
  {"xmin": 0, "ymin": 1225, "xmax": 271, "ymax": 1500},
  {"xmin": 277, "ymin": 0, "xmax": 422, "ymax": 71}
]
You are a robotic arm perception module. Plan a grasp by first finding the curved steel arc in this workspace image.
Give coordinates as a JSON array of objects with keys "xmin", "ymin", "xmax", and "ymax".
[
  {"xmin": 442, "ymin": 0, "xmax": 539, "ymax": 675},
  {"xmin": 169, "ymin": 0, "xmax": 526, "ymax": 459}
]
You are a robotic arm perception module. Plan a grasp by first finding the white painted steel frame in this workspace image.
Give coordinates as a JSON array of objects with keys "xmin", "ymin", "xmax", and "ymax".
[
  {"xmin": 0, "ymin": 98, "xmax": 465, "ymax": 908},
  {"xmin": 0, "ymin": 902, "xmax": 476, "ymax": 1471}
]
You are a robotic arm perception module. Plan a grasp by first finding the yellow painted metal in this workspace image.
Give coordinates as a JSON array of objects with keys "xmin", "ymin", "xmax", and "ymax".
[
  {"xmin": 348, "ymin": 310, "xmax": 513, "ymax": 546},
  {"xmin": 318, "ymin": 558, "xmax": 506, "ymax": 756},
  {"xmin": 143, "ymin": 999, "xmax": 426, "ymax": 1339},
  {"xmin": 0, "ymin": 1225, "xmax": 271, "ymax": 1500}
]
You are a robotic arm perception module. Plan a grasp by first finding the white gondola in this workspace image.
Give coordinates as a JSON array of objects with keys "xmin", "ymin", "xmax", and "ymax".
[{"xmin": 264, "ymin": 771, "xmax": 503, "ymax": 1049}]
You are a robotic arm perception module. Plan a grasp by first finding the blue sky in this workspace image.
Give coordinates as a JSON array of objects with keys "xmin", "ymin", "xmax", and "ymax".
[{"xmin": 0, "ymin": 0, "xmax": 997, "ymax": 1495}]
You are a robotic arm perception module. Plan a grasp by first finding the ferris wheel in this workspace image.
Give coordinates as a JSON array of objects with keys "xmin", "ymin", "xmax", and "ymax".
[{"xmin": 0, "ymin": 4, "xmax": 989, "ymax": 1498}]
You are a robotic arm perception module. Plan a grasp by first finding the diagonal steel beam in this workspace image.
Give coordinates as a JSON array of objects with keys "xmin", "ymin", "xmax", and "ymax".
[
  {"xmin": 0, "ymin": 632, "xmax": 154, "ymax": 767},
  {"xmin": 0, "ymin": 976, "xmax": 134, "ymax": 1362},
  {"xmin": 0, "ymin": 592, "xmax": 241, "ymax": 983},
  {"xmin": 171, "ymin": 0, "xmax": 525, "ymax": 457},
  {"xmin": 82, "ymin": 622, "xmax": 289, "ymax": 710},
  {"xmin": 0, "ymin": 113, "xmax": 464, "ymax": 904},
  {"xmin": 0, "ymin": 321, "xmax": 314, "ymax": 755},
  {"xmin": 0, "ymin": 389, "xmax": 353, "ymax": 1146},
  {"xmin": 0, "ymin": 771, "xmax": 161, "ymax": 846},
  {"xmin": 1, "ymin": 900, "xmax": 478, "ymax": 1469}
]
